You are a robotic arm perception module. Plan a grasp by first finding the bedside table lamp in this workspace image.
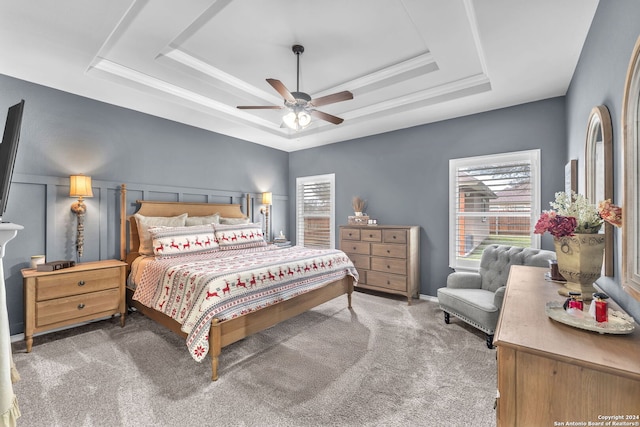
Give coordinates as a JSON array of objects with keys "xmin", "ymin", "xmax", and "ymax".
[
  {"xmin": 69, "ymin": 175, "xmax": 93, "ymax": 259},
  {"xmin": 261, "ymin": 192, "xmax": 272, "ymax": 242}
]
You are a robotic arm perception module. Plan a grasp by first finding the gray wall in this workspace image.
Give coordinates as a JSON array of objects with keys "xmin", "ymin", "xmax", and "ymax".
[
  {"xmin": 565, "ymin": 0, "xmax": 640, "ymax": 320},
  {"xmin": 1, "ymin": 75, "xmax": 289, "ymax": 334},
  {"xmin": 289, "ymin": 97, "xmax": 568, "ymax": 298}
]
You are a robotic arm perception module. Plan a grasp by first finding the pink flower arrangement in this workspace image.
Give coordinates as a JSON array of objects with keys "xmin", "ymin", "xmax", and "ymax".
[{"xmin": 534, "ymin": 192, "xmax": 622, "ymax": 238}]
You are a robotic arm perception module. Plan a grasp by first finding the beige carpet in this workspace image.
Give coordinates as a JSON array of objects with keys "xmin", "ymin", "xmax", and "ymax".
[{"xmin": 11, "ymin": 291, "xmax": 496, "ymax": 427}]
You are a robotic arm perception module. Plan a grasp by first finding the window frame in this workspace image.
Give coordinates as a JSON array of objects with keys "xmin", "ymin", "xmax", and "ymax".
[
  {"xmin": 295, "ymin": 173, "xmax": 336, "ymax": 249},
  {"xmin": 449, "ymin": 149, "xmax": 541, "ymax": 271}
]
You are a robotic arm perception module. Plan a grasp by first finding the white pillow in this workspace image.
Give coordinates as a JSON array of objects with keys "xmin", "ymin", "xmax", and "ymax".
[
  {"xmin": 219, "ymin": 216, "xmax": 250, "ymax": 225},
  {"xmin": 134, "ymin": 213, "xmax": 187, "ymax": 256},
  {"xmin": 185, "ymin": 213, "xmax": 220, "ymax": 226}
]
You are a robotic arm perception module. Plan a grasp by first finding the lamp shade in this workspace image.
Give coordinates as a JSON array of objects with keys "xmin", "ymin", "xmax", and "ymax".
[
  {"xmin": 69, "ymin": 175, "xmax": 93, "ymax": 198},
  {"xmin": 262, "ymin": 192, "xmax": 272, "ymax": 205}
]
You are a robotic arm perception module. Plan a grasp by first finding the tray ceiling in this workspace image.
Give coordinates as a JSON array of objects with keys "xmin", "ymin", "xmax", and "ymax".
[{"xmin": 0, "ymin": 0, "xmax": 599, "ymax": 152}]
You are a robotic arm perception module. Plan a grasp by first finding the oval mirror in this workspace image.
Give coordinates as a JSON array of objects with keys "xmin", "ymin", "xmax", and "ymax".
[
  {"xmin": 585, "ymin": 105, "xmax": 613, "ymax": 276},
  {"xmin": 622, "ymin": 35, "xmax": 640, "ymax": 301}
]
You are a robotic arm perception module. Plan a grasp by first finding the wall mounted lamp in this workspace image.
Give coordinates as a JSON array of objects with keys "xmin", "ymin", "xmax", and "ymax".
[
  {"xmin": 260, "ymin": 192, "xmax": 272, "ymax": 242},
  {"xmin": 69, "ymin": 174, "xmax": 93, "ymax": 259}
]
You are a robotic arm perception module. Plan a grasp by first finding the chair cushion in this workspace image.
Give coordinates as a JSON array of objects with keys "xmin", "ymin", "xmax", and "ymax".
[{"xmin": 437, "ymin": 288, "xmax": 500, "ymax": 334}]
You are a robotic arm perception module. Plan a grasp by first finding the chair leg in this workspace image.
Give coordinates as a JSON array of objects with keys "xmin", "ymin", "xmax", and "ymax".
[
  {"xmin": 486, "ymin": 334, "xmax": 494, "ymax": 349},
  {"xmin": 444, "ymin": 311, "xmax": 450, "ymax": 324}
]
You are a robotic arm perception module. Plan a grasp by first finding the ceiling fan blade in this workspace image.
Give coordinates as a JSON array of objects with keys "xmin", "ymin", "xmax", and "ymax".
[
  {"xmin": 237, "ymin": 105, "xmax": 283, "ymax": 110},
  {"xmin": 310, "ymin": 90, "xmax": 353, "ymax": 108},
  {"xmin": 310, "ymin": 109, "xmax": 344, "ymax": 125},
  {"xmin": 266, "ymin": 78, "xmax": 296, "ymax": 103}
]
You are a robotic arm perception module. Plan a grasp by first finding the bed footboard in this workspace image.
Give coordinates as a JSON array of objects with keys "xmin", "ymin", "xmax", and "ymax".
[{"xmin": 207, "ymin": 275, "xmax": 353, "ymax": 381}]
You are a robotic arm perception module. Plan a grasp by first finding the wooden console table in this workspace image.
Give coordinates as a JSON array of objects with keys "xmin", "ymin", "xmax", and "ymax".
[{"xmin": 494, "ymin": 265, "xmax": 640, "ymax": 426}]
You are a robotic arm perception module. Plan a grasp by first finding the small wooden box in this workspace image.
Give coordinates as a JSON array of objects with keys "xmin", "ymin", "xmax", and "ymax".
[{"xmin": 348, "ymin": 215, "xmax": 369, "ymax": 225}]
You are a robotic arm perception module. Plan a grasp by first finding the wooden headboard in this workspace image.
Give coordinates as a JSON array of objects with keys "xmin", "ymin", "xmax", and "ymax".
[{"xmin": 119, "ymin": 184, "xmax": 247, "ymax": 265}]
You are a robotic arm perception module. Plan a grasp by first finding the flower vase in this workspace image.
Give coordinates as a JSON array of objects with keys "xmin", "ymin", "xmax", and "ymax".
[{"xmin": 554, "ymin": 234, "xmax": 605, "ymax": 301}]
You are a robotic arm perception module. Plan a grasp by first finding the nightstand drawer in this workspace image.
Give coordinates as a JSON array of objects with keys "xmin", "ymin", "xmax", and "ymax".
[
  {"xmin": 371, "ymin": 257, "xmax": 407, "ymax": 275},
  {"xmin": 367, "ymin": 271, "xmax": 407, "ymax": 292},
  {"xmin": 36, "ymin": 268, "xmax": 121, "ymax": 301},
  {"xmin": 371, "ymin": 243, "xmax": 406, "ymax": 259},
  {"xmin": 36, "ymin": 288, "xmax": 120, "ymax": 327},
  {"xmin": 347, "ymin": 254, "xmax": 370, "ymax": 270},
  {"xmin": 361, "ymin": 229, "xmax": 382, "ymax": 242},
  {"xmin": 340, "ymin": 228, "xmax": 361, "ymax": 240},
  {"xmin": 343, "ymin": 241, "xmax": 370, "ymax": 255}
]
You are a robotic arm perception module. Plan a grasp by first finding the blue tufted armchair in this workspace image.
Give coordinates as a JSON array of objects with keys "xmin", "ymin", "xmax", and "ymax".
[{"xmin": 437, "ymin": 245, "xmax": 556, "ymax": 348}]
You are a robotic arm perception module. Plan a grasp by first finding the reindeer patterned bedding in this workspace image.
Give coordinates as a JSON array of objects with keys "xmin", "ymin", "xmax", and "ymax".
[{"xmin": 130, "ymin": 245, "xmax": 358, "ymax": 361}]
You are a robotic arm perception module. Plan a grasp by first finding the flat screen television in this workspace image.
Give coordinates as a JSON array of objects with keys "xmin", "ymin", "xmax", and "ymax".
[{"xmin": 0, "ymin": 99, "xmax": 25, "ymax": 221}]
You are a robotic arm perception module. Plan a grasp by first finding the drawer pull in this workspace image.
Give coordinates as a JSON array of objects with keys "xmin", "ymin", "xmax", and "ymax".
[
  {"xmin": 78, "ymin": 280, "xmax": 86, "ymax": 286},
  {"xmin": 348, "ymin": 233, "xmax": 353, "ymax": 237},
  {"xmin": 369, "ymin": 234, "xmax": 373, "ymax": 238},
  {"xmin": 387, "ymin": 265, "xmax": 391, "ymax": 269},
  {"xmin": 353, "ymin": 247, "xmax": 357, "ymax": 250},
  {"xmin": 77, "ymin": 303, "xmax": 85, "ymax": 310},
  {"xmin": 386, "ymin": 250, "xmax": 391, "ymax": 254},
  {"xmin": 387, "ymin": 280, "xmax": 391, "ymax": 285},
  {"xmin": 392, "ymin": 235, "xmax": 397, "ymax": 239}
]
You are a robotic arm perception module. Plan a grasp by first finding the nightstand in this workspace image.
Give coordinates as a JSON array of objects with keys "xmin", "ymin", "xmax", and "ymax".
[{"xmin": 21, "ymin": 259, "xmax": 127, "ymax": 352}]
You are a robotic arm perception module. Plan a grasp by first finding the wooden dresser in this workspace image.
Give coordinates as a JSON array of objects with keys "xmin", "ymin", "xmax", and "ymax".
[
  {"xmin": 339, "ymin": 225, "xmax": 420, "ymax": 304},
  {"xmin": 494, "ymin": 265, "xmax": 640, "ymax": 426},
  {"xmin": 22, "ymin": 259, "xmax": 127, "ymax": 351}
]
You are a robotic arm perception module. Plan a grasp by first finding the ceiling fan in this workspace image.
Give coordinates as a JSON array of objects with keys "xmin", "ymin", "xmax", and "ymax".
[{"xmin": 237, "ymin": 44, "xmax": 353, "ymax": 130}]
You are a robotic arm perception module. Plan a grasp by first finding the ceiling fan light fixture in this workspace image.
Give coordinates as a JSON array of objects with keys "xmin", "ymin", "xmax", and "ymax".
[{"xmin": 283, "ymin": 108, "xmax": 311, "ymax": 130}]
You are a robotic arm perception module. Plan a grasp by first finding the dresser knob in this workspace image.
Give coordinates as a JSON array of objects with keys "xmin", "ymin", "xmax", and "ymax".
[
  {"xmin": 387, "ymin": 265, "xmax": 391, "ymax": 269},
  {"xmin": 353, "ymin": 247, "xmax": 357, "ymax": 250},
  {"xmin": 78, "ymin": 280, "xmax": 85, "ymax": 286},
  {"xmin": 392, "ymin": 235, "xmax": 397, "ymax": 239},
  {"xmin": 386, "ymin": 250, "xmax": 390, "ymax": 254},
  {"xmin": 77, "ymin": 303, "xmax": 85, "ymax": 310},
  {"xmin": 387, "ymin": 280, "xmax": 391, "ymax": 285},
  {"xmin": 369, "ymin": 234, "xmax": 373, "ymax": 238}
]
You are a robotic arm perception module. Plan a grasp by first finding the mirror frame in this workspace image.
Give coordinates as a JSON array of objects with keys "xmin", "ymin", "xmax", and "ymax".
[
  {"xmin": 622, "ymin": 35, "xmax": 640, "ymax": 301},
  {"xmin": 585, "ymin": 105, "xmax": 613, "ymax": 276}
]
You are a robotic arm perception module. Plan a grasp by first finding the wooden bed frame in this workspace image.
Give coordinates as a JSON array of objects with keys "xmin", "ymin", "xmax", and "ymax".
[{"xmin": 118, "ymin": 184, "xmax": 353, "ymax": 381}]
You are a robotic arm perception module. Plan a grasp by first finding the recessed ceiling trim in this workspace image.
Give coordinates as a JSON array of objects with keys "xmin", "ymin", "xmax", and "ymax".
[
  {"xmin": 313, "ymin": 52, "xmax": 438, "ymax": 97},
  {"xmin": 159, "ymin": 48, "xmax": 283, "ymax": 105},
  {"xmin": 90, "ymin": 57, "xmax": 280, "ymax": 130},
  {"xmin": 342, "ymin": 72, "xmax": 491, "ymax": 120}
]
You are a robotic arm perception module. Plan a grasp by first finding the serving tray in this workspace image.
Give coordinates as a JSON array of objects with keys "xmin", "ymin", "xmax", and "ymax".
[{"xmin": 545, "ymin": 301, "xmax": 636, "ymax": 335}]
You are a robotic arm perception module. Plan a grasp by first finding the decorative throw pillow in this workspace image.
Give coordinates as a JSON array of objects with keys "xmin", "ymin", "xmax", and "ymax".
[
  {"xmin": 185, "ymin": 213, "xmax": 220, "ymax": 226},
  {"xmin": 150, "ymin": 224, "xmax": 219, "ymax": 257},
  {"xmin": 134, "ymin": 213, "xmax": 187, "ymax": 256},
  {"xmin": 214, "ymin": 223, "xmax": 266, "ymax": 250},
  {"xmin": 219, "ymin": 216, "xmax": 250, "ymax": 225}
]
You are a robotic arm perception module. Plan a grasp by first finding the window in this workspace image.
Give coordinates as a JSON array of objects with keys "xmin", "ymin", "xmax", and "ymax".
[
  {"xmin": 449, "ymin": 149, "xmax": 540, "ymax": 270},
  {"xmin": 296, "ymin": 174, "xmax": 335, "ymax": 249}
]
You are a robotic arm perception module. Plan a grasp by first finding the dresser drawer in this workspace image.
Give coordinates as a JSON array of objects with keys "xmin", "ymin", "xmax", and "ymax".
[
  {"xmin": 36, "ymin": 288, "xmax": 120, "ymax": 327},
  {"xmin": 367, "ymin": 271, "xmax": 407, "ymax": 292},
  {"xmin": 347, "ymin": 254, "xmax": 370, "ymax": 270},
  {"xmin": 371, "ymin": 243, "xmax": 406, "ymax": 259},
  {"xmin": 371, "ymin": 257, "xmax": 407, "ymax": 275},
  {"xmin": 343, "ymin": 241, "xmax": 370, "ymax": 255},
  {"xmin": 36, "ymin": 267, "xmax": 121, "ymax": 301},
  {"xmin": 383, "ymin": 229, "xmax": 407, "ymax": 244},
  {"xmin": 340, "ymin": 228, "xmax": 361, "ymax": 240},
  {"xmin": 361, "ymin": 229, "xmax": 382, "ymax": 242}
]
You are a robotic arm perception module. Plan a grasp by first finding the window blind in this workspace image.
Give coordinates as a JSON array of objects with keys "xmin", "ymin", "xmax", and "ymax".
[
  {"xmin": 296, "ymin": 174, "xmax": 335, "ymax": 249},
  {"xmin": 449, "ymin": 150, "xmax": 540, "ymax": 270}
]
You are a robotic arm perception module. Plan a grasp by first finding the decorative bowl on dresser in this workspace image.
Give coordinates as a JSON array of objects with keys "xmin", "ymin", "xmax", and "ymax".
[
  {"xmin": 339, "ymin": 225, "xmax": 420, "ymax": 304},
  {"xmin": 21, "ymin": 259, "xmax": 127, "ymax": 352}
]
